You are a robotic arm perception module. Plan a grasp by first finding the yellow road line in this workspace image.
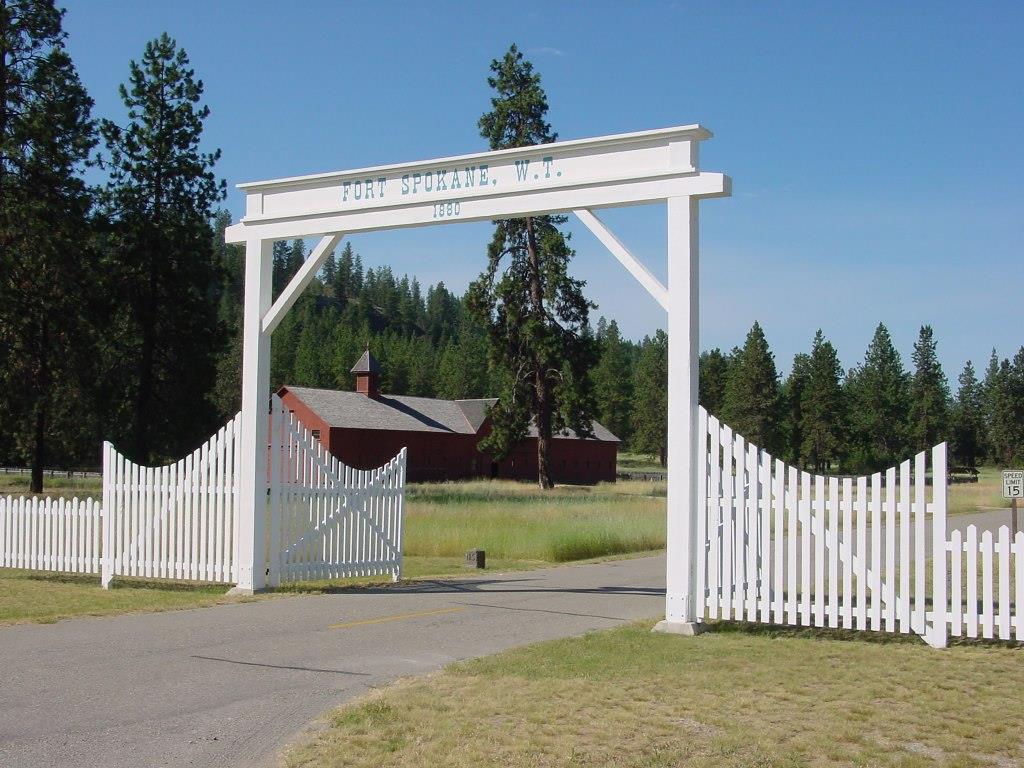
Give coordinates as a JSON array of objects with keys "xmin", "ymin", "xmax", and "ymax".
[{"xmin": 328, "ymin": 606, "xmax": 465, "ymax": 630}]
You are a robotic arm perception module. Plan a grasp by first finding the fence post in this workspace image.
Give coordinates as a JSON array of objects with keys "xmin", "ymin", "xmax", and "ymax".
[
  {"xmin": 929, "ymin": 442, "xmax": 948, "ymax": 648},
  {"xmin": 266, "ymin": 399, "xmax": 282, "ymax": 587},
  {"xmin": 394, "ymin": 448, "xmax": 407, "ymax": 582},
  {"xmin": 654, "ymin": 193, "xmax": 704, "ymax": 636},
  {"xmin": 101, "ymin": 442, "xmax": 114, "ymax": 589}
]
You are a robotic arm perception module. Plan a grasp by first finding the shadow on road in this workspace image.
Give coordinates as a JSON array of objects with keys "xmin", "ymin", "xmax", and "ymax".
[{"xmin": 190, "ymin": 655, "xmax": 371, "ymax": 676}]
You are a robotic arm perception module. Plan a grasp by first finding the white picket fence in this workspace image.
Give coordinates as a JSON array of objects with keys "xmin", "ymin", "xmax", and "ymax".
[
  {"xmin": 0, "ymin": 495, "xmax": 103, "ymax": 574},
  {"xmin": 697, "ymin": 406, "xmax": 1022, "ymax": 647},
  {"xmin": 0, "ymin": 405, "xmax": 407, "ymax": 588},
  {"xmin": 268, "ymin": 395, "xmax": 406, "ymax": 584},
  {"xmin": 948, "ymin": 525, "xmax": 1024, "ymax": 641},
  {"xmin": 100, "ymin": 415, "xmax": 242, "ymax": 586}
]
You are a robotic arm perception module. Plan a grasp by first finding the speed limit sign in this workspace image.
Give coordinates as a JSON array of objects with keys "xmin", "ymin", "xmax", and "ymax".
[{"xmin": 1004, "ymin": 470, "xmax": 1023, "ymax": 499}]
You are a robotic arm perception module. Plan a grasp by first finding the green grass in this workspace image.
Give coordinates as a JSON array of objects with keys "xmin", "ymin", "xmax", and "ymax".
[
  {"xmin": 0, "ymin": 569, "xmax": 261, "ymax": 625},
  {"xmin": 403, "ymin": 479, "xmax": 666, "ymax": 563},
  {"xmin": 286, "ymin": 620, "xmax": 1024, "ymax": 768},
  {"xmin": 0, "ymin": 472, "xmax": 101, "ymax": 500},
  {"xmin": 948, "ymin": 466, "xmax": 1007, "ymax": 516},
  {"xmin": 617, "ymin": 452, "xmax": 666, "ymax": 474}
]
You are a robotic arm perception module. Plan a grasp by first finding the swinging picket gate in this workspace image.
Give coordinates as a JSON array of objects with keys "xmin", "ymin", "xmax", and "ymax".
[
  {"xmin": 0, "ymin": 398, "xmax": 406, "ymax": 587},
  {"xmin": 694, "ymin": 406, "xmax": 1023, "ymax": 647}
]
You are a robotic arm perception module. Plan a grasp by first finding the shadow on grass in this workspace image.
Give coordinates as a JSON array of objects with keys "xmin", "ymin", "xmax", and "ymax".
[
  {"xmin": 703, "ymin": 619, "xmax": 926, "ymax": 645},
  {"xmin": 702, "ymin": 619, "xmax": 1024, "ymax": 648}
]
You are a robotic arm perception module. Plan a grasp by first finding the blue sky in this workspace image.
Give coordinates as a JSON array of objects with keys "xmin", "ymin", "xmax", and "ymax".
[{"xmin": 63, "ymin": 1, "xmax": 1022, "ymax": 380}]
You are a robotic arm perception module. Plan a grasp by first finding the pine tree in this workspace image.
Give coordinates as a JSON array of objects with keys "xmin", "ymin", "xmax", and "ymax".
[
  {"xmin": 846, "ymin": 323, "xmax": 910, "ymax": 472},
  {"xmin": 592, "ymin": 319, "xmax": 633, "ymax": 444},
  {"xmin": 951, "ymin": 360, "xmax": 985, "ymax": 467},
  {"xmin": 721, "ymin": 322, "xmax": 781, "ymax": 452},
  {"xmin": 630, "ymin": 329, "xmax": 671, "ymax": 462},
  {"xmin": 100, "ymin": 33, "xmax": 225, "ymax": 461},
  {"xmin": 799, "ymin": 330, "xmax": 845, "ymax": 471},
  {"xmin": 781, "ymin": 353, "xmax": 811, "ymax": 465},
  {"xmin": 466, "ymin": 44, "xmax": 598, "ymax": 488},
  {"xmin": 908, "ymin": 325, "xmax": 950, "ymax": 451},
  {"xmin": 631, "ymin": 331, "xmax": 668, "ymax": 465},
  {"xmin": 320, "ymin": 248, "xmax": 337, "ymax": 289},
  {"xmin": 334, "ymin": 241, "xmax": 354, "ymax": 300},
  {"xmin": 0, "ymin": 0, "xmax": 97, "ymax": 490},
  {"xmin": 698, "ymin": 348, "xmax": 730, "ymax": 416}
]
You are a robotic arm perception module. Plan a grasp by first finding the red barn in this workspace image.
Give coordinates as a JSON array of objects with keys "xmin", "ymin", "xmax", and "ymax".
[{"xmin": 277, "ymin": 350, "xmax": 619, "ymax": 484}]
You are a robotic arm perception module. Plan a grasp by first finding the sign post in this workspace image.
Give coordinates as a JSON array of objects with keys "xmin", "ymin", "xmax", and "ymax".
[{"xmin": 1003, "ymin": 470, "xmax": 1023, "ymax": 533}]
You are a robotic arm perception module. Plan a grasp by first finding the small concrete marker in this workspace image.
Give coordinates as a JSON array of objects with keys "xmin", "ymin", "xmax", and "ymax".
[
  {"xmin": 652, "ymin": 620, "xmax": 706, "ymax": 636},
  {"xmin": 465, "ymin": 549, "xmax": 486, "ymax": 569}
]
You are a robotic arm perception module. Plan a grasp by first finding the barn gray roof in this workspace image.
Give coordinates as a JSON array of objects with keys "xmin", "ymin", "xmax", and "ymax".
[{"xmin": 280, "ymin": 386, "xmax": 619, "ymax": 442}]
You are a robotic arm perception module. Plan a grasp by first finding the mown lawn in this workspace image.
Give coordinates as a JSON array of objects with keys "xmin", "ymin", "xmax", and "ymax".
[
  {"xmin": 0, "ymin": 569, "xmax": 260, "ymax": 625},
  {"xmin": 286, "ymin": 621, "xmax": 1024, "ymax": 768}
]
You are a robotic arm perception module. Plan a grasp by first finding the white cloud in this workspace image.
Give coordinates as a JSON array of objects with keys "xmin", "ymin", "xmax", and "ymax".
[{"xmin": 528, "ymin": 46, "xmax": 565, "ymax": 57}]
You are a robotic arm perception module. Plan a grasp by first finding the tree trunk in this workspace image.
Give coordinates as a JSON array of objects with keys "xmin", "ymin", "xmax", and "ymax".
[
  {"xmin": 525, "ymin": 217, "xmax": 553, "ymax": 489},
  {"xmin": 132, "ymin": 264, "xmax": 157, "ymax": 463},
  {"xmin": 30, "ymin": 318, "xmax": 49, "ymax": 494}
]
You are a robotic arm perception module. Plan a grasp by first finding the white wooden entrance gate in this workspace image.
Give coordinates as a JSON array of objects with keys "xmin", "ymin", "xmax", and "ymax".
[
  {"xmin": 226, "ymin": 125, "xmax": 732, "ymax": 626},
  {"xmin": 267, "ymin": 395, "xmax": 406, "ymax": 584}
]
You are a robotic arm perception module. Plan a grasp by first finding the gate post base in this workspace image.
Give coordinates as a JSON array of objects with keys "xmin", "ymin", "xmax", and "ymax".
[{"xmin": 652, "ymin": 620, "xmax": 706, "ymax": 636}]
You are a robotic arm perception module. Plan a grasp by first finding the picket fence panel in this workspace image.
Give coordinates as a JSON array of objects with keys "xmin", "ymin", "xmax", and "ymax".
[
  {"xmin": 101, "ymin": 414, "xmax": 243, "ymax": 586},
  {"xmin": 698, "ymin": 405, "xmax": 953, "ymax": 647},
  {"xmin": 947, "ymin": 525, "xmax": 1024, "ymax": 641},
  {"xmin": 0, "ymin": 495, "xmax": 102, "ymax": 574},
  {"xmin": 268, "ymin": 395, "xmax": 406, "ymax": 584}
]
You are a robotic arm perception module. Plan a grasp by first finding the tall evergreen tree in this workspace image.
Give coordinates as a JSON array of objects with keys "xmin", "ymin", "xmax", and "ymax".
[
  {"xmin": 698, "ymin": 348, "xmax": 731, "ymax": 416},
  {"xmin": 631, "ymin": 331, "xmax": 668, "ymax": 466},
  {"xmin": 845, "ymin": 323, "xmax": 910, "ymax": 471},
  {"xmin": 721, "ymin": 322, "xmax": 781, "ymax": 452},
  {"xmin": 592, "ymin": 319, "xmax": 633, "ymax": 444},
  {"xmin": 951, "ymin": 360, "xmax": 985, "ymax": 467},
  {"xmin": 466, "ymin": 44, "xmax": 598, "ymax": 488},
  {"xmin": 799, "ymin": 330, "xmax": 845, "ymax": 471},
  {"xmin": 908, "ymin": 325, "xmax": 950, "ymax": 451},
  {"xmin": 781, "ymin": 353, "xmax": 811, "ymax": 465},
  {"xmin": 0, "ymin": 0, "xmax": 96, "ymax": 490},
  {"xmin": 100, "ymin": 33, "xmax": 225, "ymax": 462}
]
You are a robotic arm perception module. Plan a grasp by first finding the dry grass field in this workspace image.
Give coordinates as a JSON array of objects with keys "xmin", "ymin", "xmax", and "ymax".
[{"xmin": 286, "ymin": 620, "xmax": 1024, "ymax": 768}]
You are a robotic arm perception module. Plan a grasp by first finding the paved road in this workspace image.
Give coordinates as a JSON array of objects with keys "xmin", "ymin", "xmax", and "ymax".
[{"xmin": 0, "ymin": 556, "xmax": 667, "ymax": 768}]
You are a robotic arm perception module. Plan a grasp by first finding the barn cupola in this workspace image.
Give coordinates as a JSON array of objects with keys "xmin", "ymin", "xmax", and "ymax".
[{"xmin": 351, "ymin": 348, "xmax": 382, "ymax": 397}]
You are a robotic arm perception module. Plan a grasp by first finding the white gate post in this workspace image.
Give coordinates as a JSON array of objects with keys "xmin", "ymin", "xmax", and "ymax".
[
  {"xmin": 234, "ymin": 236, "xmax": 273, "ymax": 593},
  {"xmin": 654, "ymin": 194, "xmax": 704, "ymax": 635},
  {"xmin": 101, "ymin": 441, "xmax": 114, "ymax": 588}
]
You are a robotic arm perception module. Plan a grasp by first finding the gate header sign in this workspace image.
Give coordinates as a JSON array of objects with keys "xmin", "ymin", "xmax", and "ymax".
[{"xmin": 225, "ymin": 125, "xmax": 728, "ymax": 242}]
